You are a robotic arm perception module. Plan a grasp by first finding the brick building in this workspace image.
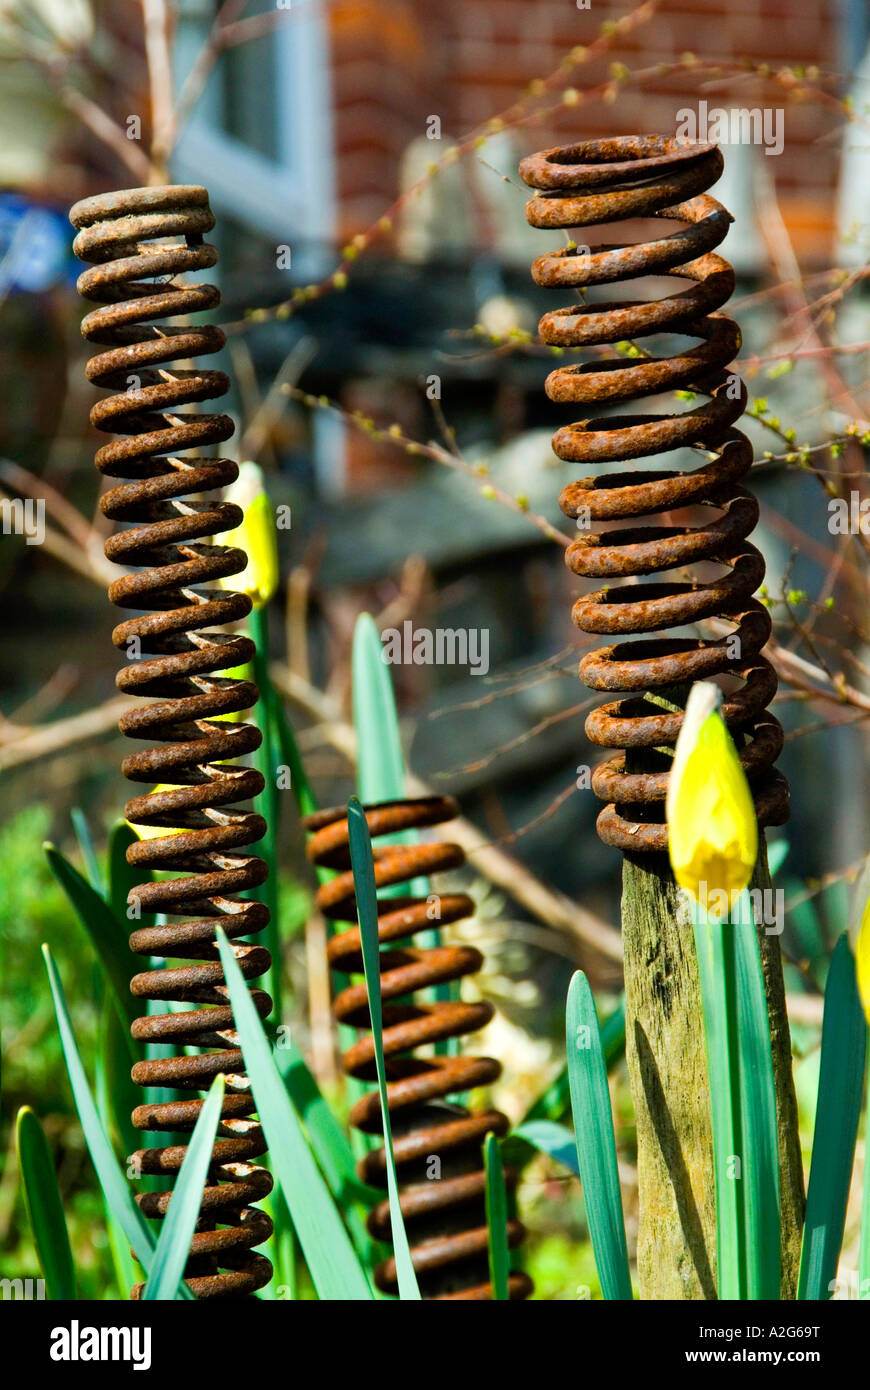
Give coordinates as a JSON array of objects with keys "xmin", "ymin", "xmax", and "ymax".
[
  {"xmin": 328, "ymin": 0, "xmax": 845, "ymax": 261},
  {"xmin": 23, "ymin": 1, "xmax": 849, "ymax": 269}
]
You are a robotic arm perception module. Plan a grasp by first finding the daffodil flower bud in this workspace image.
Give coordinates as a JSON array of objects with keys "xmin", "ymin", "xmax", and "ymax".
[
  {"xmin": 666, "ymin": 681, "xmax": 758, "ymax": 904},
  {"xmin": 128, "ymin": 786, "xmax": 184, "ymax": 840},
  {"xmin": 220, "ymin": 461, "xmax": 279, "ymax": 609}
]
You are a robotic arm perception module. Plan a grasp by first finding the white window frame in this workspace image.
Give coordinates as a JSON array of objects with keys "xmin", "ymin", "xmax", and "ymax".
[{"xmin": 171, "ymin": 0, "xmax": 336, "ymax": 276}]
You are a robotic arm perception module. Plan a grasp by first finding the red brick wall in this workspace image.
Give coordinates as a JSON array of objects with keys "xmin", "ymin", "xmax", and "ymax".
[
  {"xmin": 330, "ymin": 1, "xmax": 448, "ymax": 234},
  {"xmin": 328, "ymin": 0, "xmax": 842, "ymax": 257}
]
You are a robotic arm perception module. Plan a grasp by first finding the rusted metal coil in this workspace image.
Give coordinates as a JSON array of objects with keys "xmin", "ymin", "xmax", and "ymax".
[
  {"xmin": 304, "ymin": 797, "xmax": 533, "ymax": 1299},
  {"xmin": 70, "ymin": 185, "xmax": 273, "ymax": 1297},
  {"xmin": 521, "ymin": 137, "xmax": 789, "ymax": 850}
]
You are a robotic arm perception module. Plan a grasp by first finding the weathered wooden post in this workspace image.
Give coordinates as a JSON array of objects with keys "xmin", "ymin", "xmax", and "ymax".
[{"xmin": 622, "ymin": 840, "xmax": 803, "ymax": 1297}]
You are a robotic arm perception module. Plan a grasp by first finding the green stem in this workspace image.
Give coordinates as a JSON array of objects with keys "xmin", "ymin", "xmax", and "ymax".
[
  {"xmin": 249, "ymin": 604, "xmax": 282, "ymax": 1029},
  {"xmin": 722, "ymin": 918, "xmax": 747, "ymax": 1296},
  {"xmin": 693, "ymin": 907, "xmax": 745, "ymax": 1299},
  {"xmin": 856, "ymin": 1067, "xmax": 861, "ymax": 1295}
]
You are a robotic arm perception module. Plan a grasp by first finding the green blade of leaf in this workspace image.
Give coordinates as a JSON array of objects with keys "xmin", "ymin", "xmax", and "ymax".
[
  {"xmin": 45, "ymin": 842, "xmax": 137, "ymax": 1055},
  {"xmin": 351, "ymin": 613, "xmax": 445, "ymax": 1058},
  {"xmin": 95, "ymin": 991, "xmax": 141, "ymax": 1298},
  {"xmin": 565, "ymin": 971, "xmax": 632, "ymax": 1300},
  {"xmin": 274, "ymin": 1041, "xmax": 381, "ymax": 1272},
  {"xmin": 508, "ymin": 997, "xmax": 625, "ymax": 1179},
  {"xmin": 732, "ymin": 890, "xmax": 781, "ymax": 1300},
  {"xmin": 142, "ymin": 1076, "xmax": 225, "ymax": 1301},
  {"xmin": 797, "ymin": 933, "xmax": 867, "ymax": 1300},
  {"xmin": 71, "ymin": 807, "xmax": 104, "ymax": 894},
  {"xmin": 347, "ymin": 797, "xmax": 421, "ymax": 1300},
  {"xmin": 484, "ymin": 1133, "xmax": 510, "ymax": 1301},
  {"xmin": 108, "ymin": 820, "xmax": 146, "ymax": 928},
  {"xmin": 258, "ymin": 1185, "xmax": 298, "ymax": 1302},
  {"xmin": 766, "ymin": 838, "xmax": 789, "ymax": 877},
  {"xmin": 214, "ymin": 926, "xmax": 373, "ymax": 1300},
  {"xmin": 274, "ymin": 1038, "xmax": 377, "ymax": 1203},
  {"xmin": 41, "ymin": 945, "xmax": 192, "ymax": 1296},
  {"xmin": 692, "ymin": 902, "xmax": 744, "ymax": 1299},
  {"xmin": 512, "ymin": 1119, "xmax": 579, "ymax": 1174},
  {"xmin": 350, "ymin": 613, "xmax": 407, "ymax": 1140},
  {"xmin": 352, "ymin": 614, "xmax": 429, "ymax": 897},
  {"xmin": 856, "ymin": 1095, "xmax": 861, "ymax": 1301},
  {"xmin": 15, "ymin": 1106, "xmax": 77, "ymax": 1300},
  {"xmin": 353, "ymin": 613, "xmax": 407, "ymax": 806},
  {"xmin": 350, "ymin": 610, "xmax": 427, "ymax": 1141},
  {"xmin": 264, "ymin": 1188, "xmax": 298, "ymax": 1301},
  {"xmin": 104, "ymin": 1206, "xmax": 139, "ymax": 1299},
  {"xmin": 106, "ymin": 816, "xmax": 151, "ymax": 1204},
  {"xmin": 249, "ymin": 605, "xmax": 282, "ymax": 1027}
]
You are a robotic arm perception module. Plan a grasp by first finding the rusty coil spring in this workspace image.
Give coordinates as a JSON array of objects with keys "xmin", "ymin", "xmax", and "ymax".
[
  {"xmin": 520, "ymin": 136, "xmax": 789, "ymax": 850},
  {"xmin": 70, "ymin": 185, "xmax": 273, "ymax": 1297},
  {"xmin": 304, "ymin": 797, "xmax": 533, "ymax": 1300}
]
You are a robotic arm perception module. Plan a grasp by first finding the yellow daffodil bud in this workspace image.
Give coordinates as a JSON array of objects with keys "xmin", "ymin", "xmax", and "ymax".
[
  {"xmin": 848, "ymin": 855, "xmax": 870, "ymax": 1020},
  {"xmin": 220, "ymin": 461, "xmax": 279, "ymax": 609},
  {"xmin": 127, "ymin": 785, "xmax": 185, "ymax": 840},
  {"xmin": 666, "ymin": 681, "xmax": 758, "ymax": 904}
]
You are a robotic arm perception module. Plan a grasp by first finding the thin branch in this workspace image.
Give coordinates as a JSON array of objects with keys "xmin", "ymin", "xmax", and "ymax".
[
  {"xmin": 141, "ymin": 0, "xmax": 175, "ymax": 181},
  {"xmin": 0, "ymin": 458, "xmax": 94, "ymax": 550},
  {"xmin": 434, "ymin": 700, "xmax": 594, "ymax": 778},
  {"xmin": 0, "ymin": 697, "xmax": 128, "ymax": 770},
  {"xmin": 60, "ymin": 83, "xmax": 153, "ymax": 183},
  {"xmin": 284, "ymin": 386, "xmax": 571, "ymax": 548},
  {"xmin": 0, "ymin": 486, "xmax": 115, "ymax": 587}
]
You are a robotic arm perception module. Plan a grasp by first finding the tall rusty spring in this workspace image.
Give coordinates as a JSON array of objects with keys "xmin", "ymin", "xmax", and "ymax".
[
  {"xmin": 521, "ymin": 137, "xmax": 789, "ymax": 850},
  {"xmin": 304, "ymin": 797, "xmax": 533, "ymax": 1300},
  {"xmin": 70, "ymin": 186, "xmax": 273, "ymax": 1297}
]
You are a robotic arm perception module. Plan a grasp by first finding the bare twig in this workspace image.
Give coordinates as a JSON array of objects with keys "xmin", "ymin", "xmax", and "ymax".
[
  {"xmin": 239, "ymin": 338, "xmax": 317, "ymax": 460},
  {"xmin": 284, "ymin": 386, "xmax": 571, "ymax": 548},
  {"xmin": 0, "ymin": 459, "xmax": 95, "ymax": 551},
  {"xmin": 60, "ymin": 84, "xmax": 153, "ymax": 183},
  {"xmin": 0, "ymin": 486, "xmax": 115, "ymax": 586},
  {"xmin": 141, "ymin": 0, "xmax": 175, "ymax": 181},
  {"xmin": 435, "ymin": 699, "xmax": 593, "ymax": 778},
  {"xmin": 0, "ymin": 697, "xmax": 128, "ymax": 770}
]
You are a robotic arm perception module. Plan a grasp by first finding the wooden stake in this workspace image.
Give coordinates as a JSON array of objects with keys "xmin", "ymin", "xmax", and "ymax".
[{"xmin": 621, "ymin": 838, "xmax": 805, "ymax": 1298}]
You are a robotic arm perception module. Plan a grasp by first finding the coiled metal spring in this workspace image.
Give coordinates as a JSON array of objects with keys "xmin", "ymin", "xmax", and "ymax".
[
  {"xmin": 71, "ymin": 186, "xmax": 273, "ymax": 1297},
  {"xmin": 304, "ymin": 797, "xmax": 533, "ymax": 1299},
  {"xmin": 521, "ymin": 137, "xmax": 789, "ymax": 850}
]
